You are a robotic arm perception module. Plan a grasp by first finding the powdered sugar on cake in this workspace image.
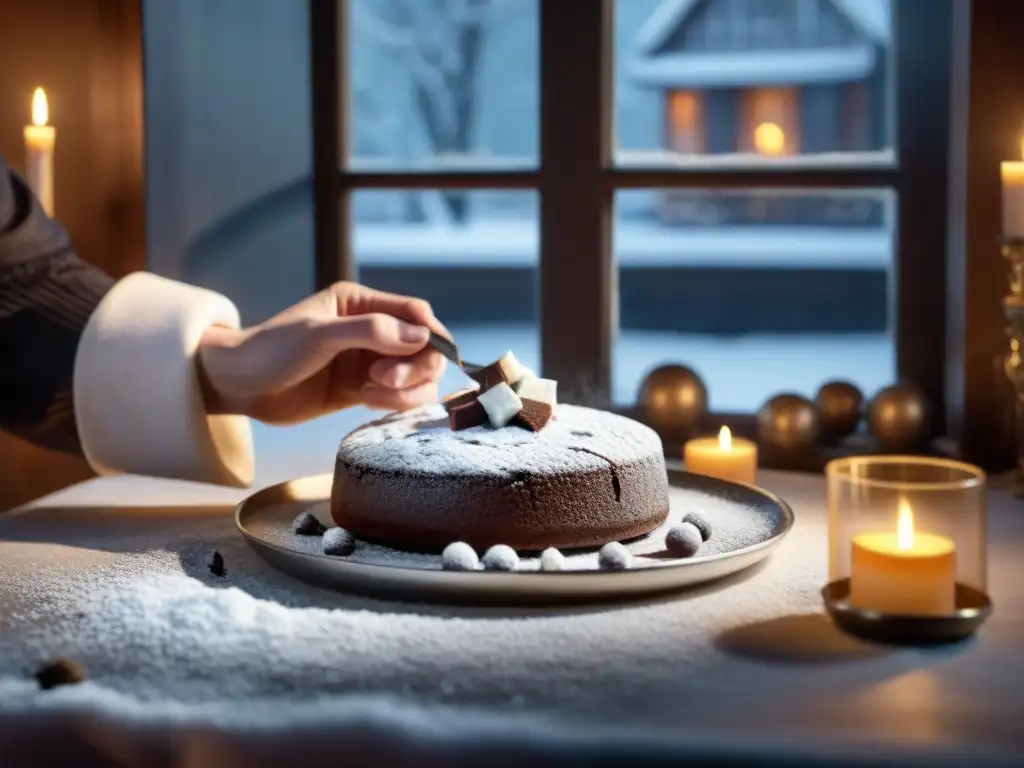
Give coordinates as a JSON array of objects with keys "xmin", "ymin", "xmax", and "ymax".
[{"xmin": 337, "ymin": 404, "xmax": 662, "ymax": 478}]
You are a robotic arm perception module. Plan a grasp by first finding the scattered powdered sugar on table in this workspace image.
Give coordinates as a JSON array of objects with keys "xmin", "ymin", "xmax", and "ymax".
[
  {"xmin": 251, "ymin": 483, "xmax": 778, "ymax": 572},
  {"xmin": 337, "ymin": 404, "xmax": 664, "ymax": 478},
  {"xmin": 0, "ymin": 470, "xmax": 881, "ymax": 741},
  {"xmin": 0, "ymin": 482, "xmax": 807, "ymax": 707}
]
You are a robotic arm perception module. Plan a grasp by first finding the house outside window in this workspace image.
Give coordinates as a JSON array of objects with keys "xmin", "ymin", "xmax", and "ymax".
[{"xmin": 633, "ymin": 0, "xmax": 888, "ymax": 228}]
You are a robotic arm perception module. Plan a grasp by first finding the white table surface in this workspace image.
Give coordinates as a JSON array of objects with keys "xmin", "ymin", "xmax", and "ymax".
[{"xmin": 1, "ymin": 431, "xmax": 1022, "ymax": 767}]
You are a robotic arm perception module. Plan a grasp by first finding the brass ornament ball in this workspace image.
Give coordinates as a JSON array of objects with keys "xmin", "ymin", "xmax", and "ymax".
[
  {"xmin": 638, "ymin": 364, "xmax": 708, "ymax": 434},
  {"xmin": 757, "ymin": 393, "xmax": 820, "ymax": 450},
  {"xmin": 867, "ymin": 383, "xmax": 931, "ymax": 452},
  {"xmin": 814, "ymin": 380, "xmax": 865, "ymax": 442}
]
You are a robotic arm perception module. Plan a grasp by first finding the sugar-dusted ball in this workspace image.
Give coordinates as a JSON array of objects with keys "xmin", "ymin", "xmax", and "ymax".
[
  {"xmin": 539, "ymin": 547, "xmax": 566, "ymax": 572},
  {"xmin": 292, "ymin": 510, "xmax": 327, "ymax": 537},
  {"xmin": 665, "ymin": 523, "xmax": 703, "ymax": 558},
  {"xmin": 441, "ymin": 541, "xmax": 479, "ymax": 572},
  {"xmin": 322, "ymin": 527, "xmax": 356, "ymax": 556},
  {"xmin": 681, "ymin": 511, "xmax": 712, "ymax": 542},
  {"xmin": 598, "ymin": 541, "xmax": 632, "ymax": 571},
  {"xmin": 482, "ymin": 544, "xmax": 520, "ymax": 572}
]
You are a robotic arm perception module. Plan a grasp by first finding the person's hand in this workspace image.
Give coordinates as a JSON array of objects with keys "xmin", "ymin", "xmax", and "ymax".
[{"xmin": 196, "ymin": 282, "xmax": 449, "ymax": 425}]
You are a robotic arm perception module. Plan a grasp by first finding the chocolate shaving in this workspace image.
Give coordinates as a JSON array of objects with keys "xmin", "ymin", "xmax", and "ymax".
[
  {"xmin": 469, "ymin": 354, "xmax": 520, "ymax": 391},
  {"xmin": 449, "ymin": 399, "xmax": 488, "ymax": 431},
  {"xmin": 442, "ymin": 388, "xmax": 479, "ymax": 414},
  {"xmin": 514, "ymin": 398, "xmax": 553, "ymax": 432}
]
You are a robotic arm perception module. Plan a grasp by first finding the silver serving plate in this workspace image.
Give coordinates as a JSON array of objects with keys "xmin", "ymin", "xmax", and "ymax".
[{"xmin": 235, "ymin": 469, "xmax": 794, "ymax": 605}]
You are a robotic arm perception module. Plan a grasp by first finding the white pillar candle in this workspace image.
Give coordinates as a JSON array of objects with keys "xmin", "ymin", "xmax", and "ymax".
[
  {"xmin": 23, "ymin": 87, "xmax": 55, "ymax": 217},
  {"xmin": 1001, "ymin": 134, "xmax": 1024, "ymax": 239},
  {"xmin": 849, "ymin": 498, "xmax": 956, "ymax": 616},
  {"xmin": 683, "ymin": 426, "xmax": 758, "ymax": 485}
]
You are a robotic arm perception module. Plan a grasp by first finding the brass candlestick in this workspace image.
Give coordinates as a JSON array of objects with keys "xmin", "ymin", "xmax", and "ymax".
[{"xmin": 999, "ymin": 237, "xmax": 1024, "ymax": 495}]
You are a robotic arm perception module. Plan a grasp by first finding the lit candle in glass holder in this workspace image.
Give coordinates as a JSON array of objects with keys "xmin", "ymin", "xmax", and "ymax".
[
  {"xmin": 849, "ymin": 497, "xmax": 956, "ymax": 616},
  {"xmin": 683, "ymin": 426, "xmax": 757, "ymax": 485},
  {"xmin": 825, "ymin": 456, "xmax": 991, "ymax": 643}
]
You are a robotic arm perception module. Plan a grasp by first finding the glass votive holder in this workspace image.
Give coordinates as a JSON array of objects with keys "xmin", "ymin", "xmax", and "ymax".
[{"xmin": 822, "ymin": 456, "xmax": 993, "ymax": 645}]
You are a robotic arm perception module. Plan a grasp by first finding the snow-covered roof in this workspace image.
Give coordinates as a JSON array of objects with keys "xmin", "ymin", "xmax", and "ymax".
[
  {"xmin": 629, "ymin": 45, "xmax": 877, "ymax": 88},
  {"xmin": 634, "ymin": 0, "xmax": 892, "ymax": 56}
]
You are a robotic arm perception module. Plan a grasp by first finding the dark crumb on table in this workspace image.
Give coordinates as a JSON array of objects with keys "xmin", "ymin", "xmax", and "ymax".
[
  {"xmin": 209, "ymin": 550, "xmax": 227, "ymax": 578},
  {"xmin": 34, "ymin": 658, "xmax": 86, "ymax": 690}
]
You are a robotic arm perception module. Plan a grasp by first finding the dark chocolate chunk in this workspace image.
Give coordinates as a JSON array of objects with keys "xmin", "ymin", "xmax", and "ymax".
[
  {"xmin": 323, "ymin": 527, "xmax": 356, "ymax": 556},
  {"xmin": 442, "ymin": 387, "xmax": 479, "ymax": 414},
  {"xmin": 209, "ymin": 550, "xmax": 227, "ymax": 578},
  {"xmin": 293, "ymin": 510, "xmax": 327, "ymax": 537},
  {"xmin": 468, "ymin": 353, "xmax": 522, "ymax": 391},
  {"xmin": 449, "ymin": 399, "xmax": 488, "ymax": 431},
  {"xmin": 35, "ymin": 658, "xmax": 86, "ymax": 690},
  {"xmin": 513, "ymin": 398, "xmax": 553, "ymax": 432}
]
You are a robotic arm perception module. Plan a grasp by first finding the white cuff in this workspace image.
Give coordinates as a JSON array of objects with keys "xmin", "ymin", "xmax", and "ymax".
[{"xmin": 73, "ymin": 272, "xmax": 255, "ymax": 487}]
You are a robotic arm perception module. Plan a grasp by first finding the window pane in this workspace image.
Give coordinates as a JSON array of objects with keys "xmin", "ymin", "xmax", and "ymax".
[
  {"xmin": 615, "ymin": 0, "xmax": 893, "ymax": 164},
  {"xmin": 353, "ymin": 189, "xmax": 539, "ymax": 398},
  {"xmin": 613, "ymin": 188, "xmax": 896, "ymax": 412},
  {"xmin": 348, "ymin": 0, "xmax": 539, "ymax": 173}
]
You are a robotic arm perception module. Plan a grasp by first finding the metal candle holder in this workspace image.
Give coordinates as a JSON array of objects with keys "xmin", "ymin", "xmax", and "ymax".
[{"xmin": 999, "ymin": 237, "xmax": 1024, "ymax": 495}]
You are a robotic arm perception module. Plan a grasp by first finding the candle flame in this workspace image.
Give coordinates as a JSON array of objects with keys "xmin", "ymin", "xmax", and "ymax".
[
  {"xmin": 718, "ymin": 425, "xmax": 732, "ymax": 451},
  {"xmin": 896, "ymin": 497, "xmax": 914, "ymax": 551},
  {"xmin": 31, "ymin": 88, "xmax": 48, "ymax": 127}
]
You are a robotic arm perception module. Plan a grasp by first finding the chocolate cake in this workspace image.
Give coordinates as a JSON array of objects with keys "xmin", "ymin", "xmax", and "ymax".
[{"xmin": 331, "ymin": 404, "xmax": 670, "ymax": 552}]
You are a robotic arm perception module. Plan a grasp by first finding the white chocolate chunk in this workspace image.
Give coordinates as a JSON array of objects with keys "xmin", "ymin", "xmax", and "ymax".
[
  {"xmin": 498, "ymin": 351, "xmax": 526, "ymax": 385},
  {"xmin": 477, "ymin": 382, "xmax": 523, "ymax": 428},
  {"xmin": 512, "ymin": 366, "xmax": 535, "ymax": 391},
  {"xmin": 515, "ymin": 376, "xmax": 557, "ymax": 407}
]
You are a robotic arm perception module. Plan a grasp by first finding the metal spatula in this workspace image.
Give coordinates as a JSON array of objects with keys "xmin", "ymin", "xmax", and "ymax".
[{"xmin": 427, "ymin": 331, "xmax": 483, "ymax": 374}]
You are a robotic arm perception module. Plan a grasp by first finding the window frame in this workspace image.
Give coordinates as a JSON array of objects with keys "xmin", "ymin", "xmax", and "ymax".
[{"xmin": 311, "ymin": 0, "xmax": 955, "ymax": 435}]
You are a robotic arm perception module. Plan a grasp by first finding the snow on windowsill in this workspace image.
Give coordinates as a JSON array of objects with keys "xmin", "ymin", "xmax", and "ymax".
[{"xmin": 354, "ymin": 220, "xmax": 892, "ymax": 270}]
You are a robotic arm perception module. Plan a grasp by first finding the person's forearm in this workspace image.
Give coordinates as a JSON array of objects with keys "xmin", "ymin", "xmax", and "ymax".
[{"xmin": 0, "ymin": 156, "xmax": 114, "ymax": 455}]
